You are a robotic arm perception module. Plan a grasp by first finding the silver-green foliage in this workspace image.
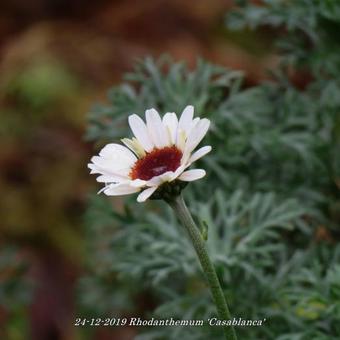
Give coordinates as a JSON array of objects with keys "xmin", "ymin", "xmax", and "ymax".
[{"xmin": 83, "ymin": 2, "xmax": 340, "ymax": 339}]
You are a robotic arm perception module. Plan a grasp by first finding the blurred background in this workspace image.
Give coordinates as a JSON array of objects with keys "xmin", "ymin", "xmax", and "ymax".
[{"xmin": 1, "ymin": 0, "xmax": 339, "ymax": 340}]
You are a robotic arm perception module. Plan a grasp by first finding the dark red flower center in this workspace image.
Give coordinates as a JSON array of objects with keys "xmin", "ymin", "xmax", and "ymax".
[{"xmin": 130, "ymin": 146, "xmax": 183, "ymax": 181}]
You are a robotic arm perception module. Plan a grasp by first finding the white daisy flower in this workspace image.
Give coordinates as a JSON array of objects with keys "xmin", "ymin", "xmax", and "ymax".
[{"xmin": 88, "ymin": 105, "xmax": 212, "ymax": 202}]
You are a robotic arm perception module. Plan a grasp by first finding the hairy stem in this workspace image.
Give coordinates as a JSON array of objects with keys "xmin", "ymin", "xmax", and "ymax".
[{"xmin": 167, "ymin": 194, "xmax": 237, "ymax": 340}]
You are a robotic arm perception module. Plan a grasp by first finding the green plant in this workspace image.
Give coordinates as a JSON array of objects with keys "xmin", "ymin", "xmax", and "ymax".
[{"xmin": 82, "ymin": 1, "xmax": 340, "ymax": 338}]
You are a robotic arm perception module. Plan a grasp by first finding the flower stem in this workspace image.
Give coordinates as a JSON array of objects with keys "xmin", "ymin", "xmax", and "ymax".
[{"xmin": 167, "ymin": 194, "xmax": 237, "ymax": 340}]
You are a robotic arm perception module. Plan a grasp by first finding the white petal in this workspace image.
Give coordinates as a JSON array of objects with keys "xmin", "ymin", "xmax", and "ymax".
[
  {"xmin": 180, "ymin": 149, "xmax": 191, "ymax": 166},
  {"xmin": 178, "ymin": 105, "xmax": 194, "ymax": 136},
  {"xmin": 176, "ymin": 128, "xmax": 187, "ymax": 151},
  {"xmin": 146, "ymin": 171, "xmax": 174, "ymax": 186},
  {"xmin": 145, "ymin": 165, "xmax": 187, "ymax": 186},
  {"xmin": 189, "ymin": 145, "xmax": 212, "ymax": 164},
  {"xmin": 145, "ymin": 108, "xmax": 168, "ymax": 148},
  {"xmin": 137, "ymin": 186, "xmax": 158, "ymax": 202},
  {"xmin": 88, "ymin": 159, "xmax": 130, "ymax": 179},
  {"xmin": 88, "ymin": 163, "xmax": 105, "ymax": 175},
  {"xmin": 99, "ymin": 143, "xmax": 137, "ymax": 165},
  {"xmin": 187, "ymin": 117, "xmax": 200, "ymax": 136},
  {"xmin": 89, "ymin": 144, "xmax": 136, "ymax": 180},
  {"xmin": 96, "ymin": 174, "xmax": 126, "ymax": 183},
  {"xmin": 178, "ymin": 169, "xmax": 206, "ymax": 182},
  {"xmin": 121, "ymin": 138, "xmax": 146, "ymax": 158},
  {"xmin": 98, "ymin": 185, "xmax": 109, "ymax": 194},
  {"xmin": 170, "ymin": 164, "xmax": 186, "ymax": 180},
  {"xmin": 130, "ymin": 179, "xmax": 147, "ymax": 187},
  {"xmin": 185, "ymin": 118, "xmax": 210, "ymax": 153},
  {"xmin": 128, "ymin": 114, "xmax": 154, "ymax": 152},
  {"xmin": 103, "ymin": 183, "xmax": 140, "ymax": 196},
  {"xmin": 162, "ymin": 112, "xmax": 178, "ymax": 145}
]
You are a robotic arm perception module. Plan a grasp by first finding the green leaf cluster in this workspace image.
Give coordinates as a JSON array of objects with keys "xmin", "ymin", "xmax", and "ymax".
[{"xmin": 83, "ymin": 2, "xmax": 340, "ymax": 338}]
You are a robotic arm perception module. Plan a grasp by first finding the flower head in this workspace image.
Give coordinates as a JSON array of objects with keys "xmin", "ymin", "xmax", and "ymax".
[{"xmin": 88, "ymin": 106, "xmax": 211, "ymax": 202}]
